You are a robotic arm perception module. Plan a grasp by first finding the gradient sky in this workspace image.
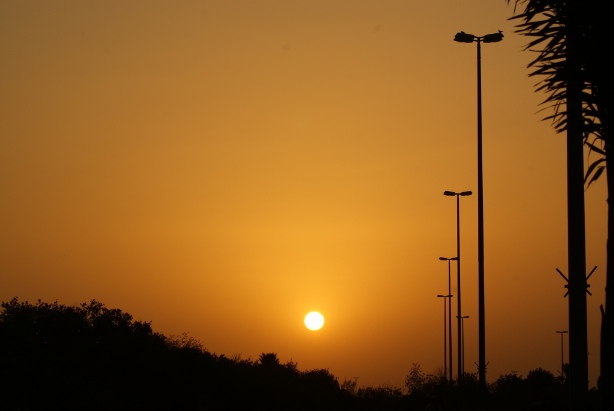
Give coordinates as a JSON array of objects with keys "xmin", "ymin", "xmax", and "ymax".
[{"xmin": 0, "ymin": 0, "xmax": 607, "ymax": 389}]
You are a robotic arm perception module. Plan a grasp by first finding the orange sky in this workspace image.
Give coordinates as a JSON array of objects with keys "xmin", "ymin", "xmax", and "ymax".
[{"xmin": 0, "ymin": 0, "xmax": 607, "ymax": 389}]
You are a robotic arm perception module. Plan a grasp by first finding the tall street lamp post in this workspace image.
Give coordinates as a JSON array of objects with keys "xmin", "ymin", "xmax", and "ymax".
[
  {"xmin": 556, "ymin": 330, "xmax": 569, "ymax": 379},
  {"xmin": 459, "ymin": 315, "xmax": 470, "ymax": 376},
  {"xmin": 439, "ymin": 256, "xmax": 458, "ymax": 382},
  {"xmin": 438, "ymin": 294, "xmax": 453, "ymax": 382},
  {"xmin": 443, "ymin": 190, "xmax": 472, "ymax": 381},
  {"xmin": 453, "ymin": 30, "xmax": 503, "ymax": 391}
]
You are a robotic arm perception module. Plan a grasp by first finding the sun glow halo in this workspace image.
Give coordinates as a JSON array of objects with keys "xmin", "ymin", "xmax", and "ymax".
[{"xmin": 304, "ymin": 311, "xmax": 325, "ymax": 331}]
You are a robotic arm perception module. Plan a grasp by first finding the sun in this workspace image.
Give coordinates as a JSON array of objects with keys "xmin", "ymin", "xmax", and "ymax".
[{"xmin": 304, "ymin": 311, "xmax": 325, "ymax": 331}]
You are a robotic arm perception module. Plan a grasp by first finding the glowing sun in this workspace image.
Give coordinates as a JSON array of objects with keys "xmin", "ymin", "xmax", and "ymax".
[{"xmin": 304, "ymin": 311, "xmax": 325, "ymax": 331}]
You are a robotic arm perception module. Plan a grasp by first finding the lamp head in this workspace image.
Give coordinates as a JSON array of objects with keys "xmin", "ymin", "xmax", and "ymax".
[
  {"xmin": 454, "ymin": 31, "xmax": 475, "ymax": 43},
  {"xmin": 443, "ymin": 190, "xmax": 471, "ymax": 196},
  {"xmin": 483, "ymin": 31, "xmax": 504, "ymax": 43}
]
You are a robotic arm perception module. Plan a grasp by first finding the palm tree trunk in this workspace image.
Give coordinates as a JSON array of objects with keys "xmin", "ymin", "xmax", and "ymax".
[{"xmin": 565, "ymin": 2, "xmax": 589, "ymax": 409}]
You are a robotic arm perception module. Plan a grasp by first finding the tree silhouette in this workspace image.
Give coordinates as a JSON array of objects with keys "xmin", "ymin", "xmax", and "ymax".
[
  {"xmin": 492, "ymin": 372, "xmax": 525, "ymax": 410},
  {"xmin": 0, "ymin": 298, "xmax": 175, "ymax": 409},
  {"xmin": 2, "ymin": 298, "xmax": 598, "ymax": 410},
  {"xmin": 506, "ymin": 1, "xmax": 611, "ymax": 408},
  {"xmin": 259, "ymin": 352, "xmax": 281, "ymax": 367},
  {"xmin": 0, "ymin": 298, "xmax": 360, "ymax": 410}
]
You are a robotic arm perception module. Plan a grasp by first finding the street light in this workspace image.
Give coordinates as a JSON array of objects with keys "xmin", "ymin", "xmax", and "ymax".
[
  {"xmin": 437, "ymin": 294, "xmax": 453, "ymax": 382},
  {"xmin": 556, "ymin": 330, "xmax": 569, "ymax": 379},
  {"xmin": 439, "ymin": 256, "xmax": 458, "ymax": 382},
  {"xmin": 458, "ymin": 315, "xmax": 470, "ymax": 376},
  {"xmin": 453, "ymin": 30, "xmax": 503, "ymax": 391},
  {"xmin": 443, "ymin": 190, "xmax": 472, "ymax": 381}
]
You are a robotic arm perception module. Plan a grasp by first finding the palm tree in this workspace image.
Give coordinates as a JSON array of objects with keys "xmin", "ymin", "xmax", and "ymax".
[{"xmin": 505, "ymin": 1, "xmax": 611, "ymax": 409}]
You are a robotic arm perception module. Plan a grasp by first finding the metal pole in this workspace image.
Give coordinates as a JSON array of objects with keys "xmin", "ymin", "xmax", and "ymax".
[
  {"xmin": 438, "ymin": 294, "xmax": 453, "ymax": 381},
  {"xmin": 443, "ymin": 297, "xmax": 447, "ymax": 379},
  {"xmin": 460, "ymin": 316, "xmax": 469, "ymax": 376},
  {"xmin": 443, "ymin": 192, "xmax": 470, "ymax": 381},
  {"xmin": 448, "ymin": 260, "xmax": 453, "ymax": 383},
  {"xmin": 476, "ymin": 37, "xmax": 486, "ymax": 391},
  {"xmin": 561, "ymin": 332, "xmax": 565, "ymax": 377},
  {"xmin": 557, "ymin": 330, "xmax": 568, "ymax": 378},
  {"xmin": 456, "ymin": 194, "xmax": 462, "ymax": 382},
  {"xmin": 462, "ymin": 317, "xmax": 465, "ymax": 376}
]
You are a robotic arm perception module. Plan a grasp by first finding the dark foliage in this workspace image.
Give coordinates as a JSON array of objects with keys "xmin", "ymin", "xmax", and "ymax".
[
  {"xmin": 0, "ymin": 298, "xmax": 603, "ymax": 410},
  {"xmin": 0, "ymin": 298, "xmax": 352, "ymax": 410}
]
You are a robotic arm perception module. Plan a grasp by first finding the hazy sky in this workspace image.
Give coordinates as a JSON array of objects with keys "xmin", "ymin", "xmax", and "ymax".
[{"xmin": 0, "ymin": 0, "xmax": 607, "ymax": 389}]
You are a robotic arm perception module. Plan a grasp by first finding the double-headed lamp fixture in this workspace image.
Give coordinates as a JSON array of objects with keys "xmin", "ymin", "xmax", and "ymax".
[{"xmin": 454, "ymin": 31, "xmax": 504, "ymax": 44}]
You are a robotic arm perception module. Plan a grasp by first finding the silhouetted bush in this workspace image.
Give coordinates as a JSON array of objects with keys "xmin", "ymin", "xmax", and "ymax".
[
  {"xmin": 0, "ymin": 297, "xmax": 600, "ymax": 410},
  {"xmin": 0, "ymin": 298, "xmax": 351, "ymax": 410}
]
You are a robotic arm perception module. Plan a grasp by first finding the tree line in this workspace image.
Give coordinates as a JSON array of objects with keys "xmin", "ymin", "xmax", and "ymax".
[{"xmin": 0, "ymin": 298, "xmax": 601, "ymax": 410}]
